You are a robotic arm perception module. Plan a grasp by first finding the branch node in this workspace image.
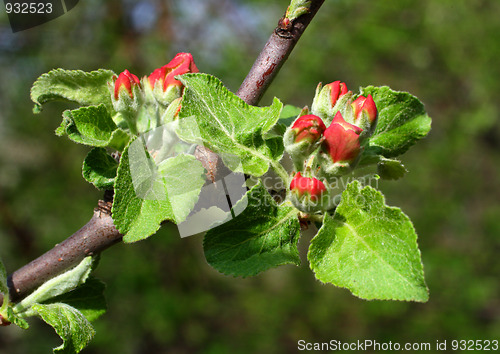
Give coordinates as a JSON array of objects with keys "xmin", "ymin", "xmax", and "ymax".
[{"xmin": 96, "ymin": 200, "xmax": 112, "ymax": 216}]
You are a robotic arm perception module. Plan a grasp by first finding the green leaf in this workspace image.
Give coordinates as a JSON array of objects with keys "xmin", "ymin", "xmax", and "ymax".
[
  {"xmin": 32, "ymin": 303, "xmax": 95, "ymax": 354},
  {"xmin": 177, "ymin": 73, "xmax": 284, "ymax": 177},
  {"xmin": 82, "ymin": 148, "xmax": 119, "ymax": 190},
  {"xmin": 43, "ymin": 277, "xmax": 106, "ymax": 322},
  {"xmin": 7, "ymin": 307, "xmax": 29, "ymax": 329},
  {"xmin": 59, "ymin": 105, "xmax": 130, "ymax": 151},
  {"xmin": 0, "ymin": 259, "xmax": 7, "ymax": 297},
  {"xmin": 361, "ymin": 86, "xmax": 431, "ymax": 158},
  {"xmin": 14, "ymin": 257, "xmax": 94, "ymax": 316},
  {"xmin": 287, "ymin": 0, "xmax": 312, "ymax": 21},
  {"xmin": 31, "ymin": 68, "xmax": 115, "ymax": 113},
  {"xmin": 308, "ymin": 181, "xmax": 429, "ymax": 302},
  {"xmin": 267, "ymin": 105, "xmax": 303, "ymax": 138},
  {"xmin": 377, "ymin": 158, "xmax": 408, "ymax": 180},
  {"xmin": 279, "ymin": 104, "xmax": 302, "ymax": 126},
  {"xmin": 112, "ymin": 139, "xmax": 206, "ymax": 242},
  {"xmin": 204, "ymin": 182, "xmax": 301, "ymax": 277}
]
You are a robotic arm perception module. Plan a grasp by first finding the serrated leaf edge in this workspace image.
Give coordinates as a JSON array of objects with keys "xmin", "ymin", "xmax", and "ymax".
[
  {"xmin": 30, "ymin": 68, "xmax": 115, "ymax": 110},
  {"xmin": 361, "ymin": 86, "xmax": 432, "ymax": 157},
  {"xmin": 309, "ymin": 181, "xmax": 429, "ymax": 302},
  {"xmin": 178, "ymin": 73, "xmax": 285, "ymax": 177},
  {"xmin": 203, "ymin": 183, "xmax": 301, "ymax": 277}
]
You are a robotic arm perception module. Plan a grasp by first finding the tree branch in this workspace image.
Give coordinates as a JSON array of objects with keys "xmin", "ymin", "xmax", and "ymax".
[
  {"xmin": 1, "ymin": 0, "xmax": 325, "ymax": 307},
  {"xmin": 7, "ymin": 198, "xmax": 122, "ymax": 303},
  {"xmin": 237, "ymin": 0, "xmax": 325, "ymax": 106}
]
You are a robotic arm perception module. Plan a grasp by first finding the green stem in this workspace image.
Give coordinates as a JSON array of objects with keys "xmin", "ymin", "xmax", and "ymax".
[
  {"xmin": 0, "ymin": 292, "xmax": 9, "ymax": 314},
  {"xmin": 306, "ymin": 214, "xmax": 324, "ymax": 223},
  {"xmin": 271, "ymin": 161, "xmax": 290, "ymax": 184}
]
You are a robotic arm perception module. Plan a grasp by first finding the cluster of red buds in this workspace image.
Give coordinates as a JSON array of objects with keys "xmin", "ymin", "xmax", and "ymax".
[
  {"xmin": 285, "ymin": 80, "xmax": 378, "ymax": 212},
  {"xmin": 109, "ymin": 53, "xmax": 198, "ymax": 133}
]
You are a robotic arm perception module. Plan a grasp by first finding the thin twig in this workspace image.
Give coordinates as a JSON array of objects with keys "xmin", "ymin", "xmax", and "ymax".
[{"xmin": 237, "ymin": 0, "xmax": 325, "ymax": 106}]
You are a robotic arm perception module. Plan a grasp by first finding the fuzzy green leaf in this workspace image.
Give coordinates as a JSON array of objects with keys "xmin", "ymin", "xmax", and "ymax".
[
  {"xmin": 361, "ymin": 86, "xmax": 431, "ymax": 158},
  {"xmin": 82, "ymin": 148, "xmax": 119, "ymax": 190},
  {"xmin": 177, "ymin": 73, "xmax": 283, "ymax": 177},
  {"xmin": 7, "ymin": 307, "xmax": 29, "ymax": 329},
  {"xmin": 279, "ymin": 104, "xmax": 302, "ymax": 126},
  {"xmin": 112, "ymin": 139, "xmax": 206, "ymax": 242},
  {"xmin": 43, "ymin": 277, "xmax": 106, "ymax": 322},
  {"xmin": 287, "ymin": 0, "xmax": 312, "ymax": 21},
  {"xmin": 377, "ymin": 158, "xmax": 408, "ymax": 180},
  {"xmin": 32, "ymin": 303, "xmax": 95, "ymax": 354},
  {"xmin": 31, "ymin": 68, "xmax": 115, "ymax": 113},
  {"xmin": 13, "ymin": 257, "xmax": 94, "ymax": 316},
  {"xmin": 204, "ymin": 182, "xmax": 301, "ymax": 277},
  {"xmin": 59, "ymin": 105, "xmax": 130, "ymax": 151},
  {"xmin": 308, "ymin": 181, "xmax": 429, "ymax": 302}
]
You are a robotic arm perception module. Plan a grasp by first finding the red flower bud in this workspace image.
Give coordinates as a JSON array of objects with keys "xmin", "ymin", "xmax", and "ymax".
[
  {"xmin": 114, "ymin": 70, "xmax": 141, "ymax": 100},
  {"xmin": 325, "ymin": 81, "xmax": 349, "ymax": 108},
  {"xmin": 148, "ymin": 52, "xmax": 199, "ymax": 91},
  {"xmin": 322, "ymin": 112, "xmax": 363, "ymax": 164},
  {"xmin": 291, "ymin": 114, "xmax": 326, "ymax": 143},
  {"xmin": 352, "ymin": 94, "xmax": 377, "ymax": 124},
  {"xmin": 290, "ymin": 172, "xmax": 327, "ymax": 202},
  {"xmin": 311, "ymin": 80, "xmax": 352, "ymax": 124}
]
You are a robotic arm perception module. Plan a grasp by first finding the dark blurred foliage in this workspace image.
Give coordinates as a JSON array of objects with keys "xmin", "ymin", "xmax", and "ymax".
[{"xmin": 0, "ymin": 0, "xmax": 499, "ymax": 353}]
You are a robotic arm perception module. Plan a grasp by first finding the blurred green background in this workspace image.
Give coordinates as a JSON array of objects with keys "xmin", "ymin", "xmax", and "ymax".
[{"xmin": 0, "ymin": 0, "xmax": 499, "ymax": 353}]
